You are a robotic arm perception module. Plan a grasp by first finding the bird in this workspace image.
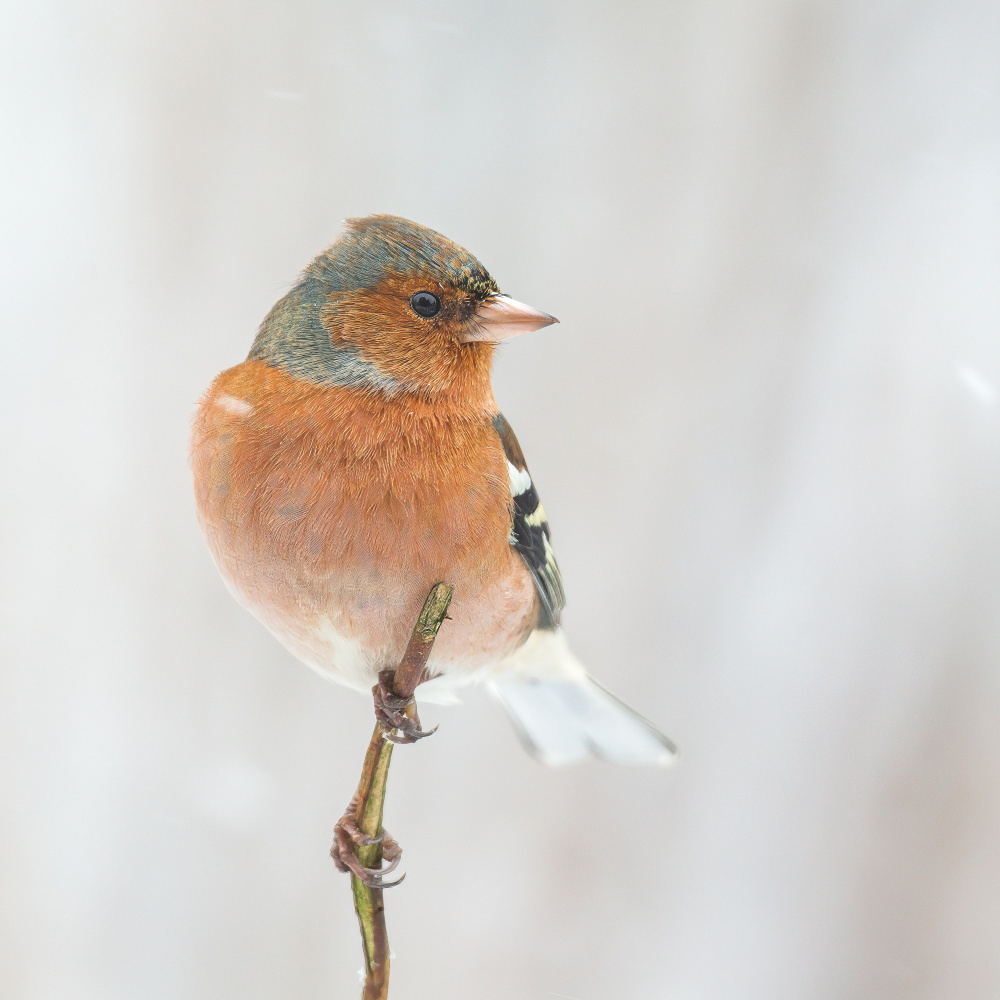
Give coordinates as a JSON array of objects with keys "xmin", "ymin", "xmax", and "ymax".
[{"xmin": 190, "ymin": 214, "xmax": 676, "ymax": 773}]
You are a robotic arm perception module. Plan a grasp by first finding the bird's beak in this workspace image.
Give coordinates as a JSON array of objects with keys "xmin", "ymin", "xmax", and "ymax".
[{"xmin": 461, "ymin": 294, "xmax": 559, "ymax": 343}]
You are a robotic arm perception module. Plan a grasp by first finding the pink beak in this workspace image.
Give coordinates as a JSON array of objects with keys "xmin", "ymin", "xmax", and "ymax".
[{"xmin": 461, "ymin": 294, "xmax": 559, "ymax": 343}]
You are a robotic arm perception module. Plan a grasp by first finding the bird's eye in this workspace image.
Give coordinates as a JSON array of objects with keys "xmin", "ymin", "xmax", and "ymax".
[{"xmin": 409, "ymin": 291, "xmax": 441, "ymax": 318}]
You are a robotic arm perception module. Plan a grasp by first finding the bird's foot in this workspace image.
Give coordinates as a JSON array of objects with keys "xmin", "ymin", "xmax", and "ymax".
[
  {"xmin": 373, "ymin": 669, "xmax": 438, "ymax": 744},
  {"xmin": 331, "ymin": 794, "xmax": 404, "ymax": 888}
]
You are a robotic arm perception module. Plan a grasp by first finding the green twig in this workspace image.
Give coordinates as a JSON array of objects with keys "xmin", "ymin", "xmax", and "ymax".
[{"xmin": 345, "ymin": 582, "xmax": 454, "ymax": 1000}]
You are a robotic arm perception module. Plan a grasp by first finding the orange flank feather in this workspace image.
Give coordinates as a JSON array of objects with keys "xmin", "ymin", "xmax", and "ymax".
[{"xmin": 191, "ymin": 360, "xmax": 539, "ymax": 692}]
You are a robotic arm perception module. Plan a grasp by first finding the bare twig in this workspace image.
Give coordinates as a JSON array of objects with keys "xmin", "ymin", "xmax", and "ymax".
[
  {"xmin": 337, "ymin": 582, "xmax": 454, "ymax": 1000},
  {"xmin": 393, "ymin": 583, "xmax": 454, "ymax": 695}
]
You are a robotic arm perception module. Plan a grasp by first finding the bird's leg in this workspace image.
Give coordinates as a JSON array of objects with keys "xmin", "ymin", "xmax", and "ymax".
[
  {"xmin": 372, "ymin": 668, "xmax": 438, "ymax": 744},
  {"xmin": 330, "ymin": 790, "xmax": 404, "ymax": 889},
  {"xmin": 331, "ymin": 586, "xmax": 452, "ymax": 904}
]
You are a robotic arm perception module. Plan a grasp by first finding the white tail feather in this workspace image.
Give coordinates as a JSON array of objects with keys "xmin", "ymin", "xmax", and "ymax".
[{"xmin": 488, "ymin": 673, "xmax": 678, "ymax": 766}]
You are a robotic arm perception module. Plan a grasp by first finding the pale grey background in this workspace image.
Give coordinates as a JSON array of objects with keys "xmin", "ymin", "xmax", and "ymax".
[{"xmin": 2, "ymin": 1, "xmax": 999, "ymax": 998}]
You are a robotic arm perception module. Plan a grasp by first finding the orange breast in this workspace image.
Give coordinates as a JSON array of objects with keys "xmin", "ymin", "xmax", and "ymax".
[{"xmin": 190, "ymin": 360, "xmax": 538, "ymax": 690}]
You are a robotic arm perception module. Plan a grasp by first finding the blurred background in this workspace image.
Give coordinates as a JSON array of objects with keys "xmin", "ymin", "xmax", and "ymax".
[{"xmin": 1, "ymin": 0, "xmax": 998, "ymax": 997}]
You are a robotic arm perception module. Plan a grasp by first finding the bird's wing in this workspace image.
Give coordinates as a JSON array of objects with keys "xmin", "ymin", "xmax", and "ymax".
[{"xmin": 491, "ymin": 413, "xmax": 566, "ymax": 629}]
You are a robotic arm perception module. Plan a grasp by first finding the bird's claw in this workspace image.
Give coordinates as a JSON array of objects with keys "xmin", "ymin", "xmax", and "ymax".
[
  {"xmin": 330, "ymin": 797, "xmax": 405, "ymax": 889},
  {"xmin": 384, "ymin": 722, "xmax": 438, "ymax": 745},
  {"xmin": 373, "ymin": 669, "xmax": 436, "ymax": 743}
]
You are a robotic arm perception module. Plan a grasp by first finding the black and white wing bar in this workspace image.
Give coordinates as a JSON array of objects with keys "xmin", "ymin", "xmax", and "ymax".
[{"xmin": 491, "ymin": 413, "xmax": 566, "ymax": 630}]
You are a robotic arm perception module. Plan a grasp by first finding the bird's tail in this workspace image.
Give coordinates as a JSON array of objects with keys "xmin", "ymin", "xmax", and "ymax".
[{"xmin": 488, "ymin": 633, "xmax": 677, "ymax": 766}]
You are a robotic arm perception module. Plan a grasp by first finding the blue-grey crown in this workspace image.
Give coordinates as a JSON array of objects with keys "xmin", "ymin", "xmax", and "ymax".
[
  {"xmin": 247, "ymin": 216, "xmax": 498, "ymax": 394},
  {"xmin": 309, "ymin": 215, "xmax": 498, "ymax": 298}
]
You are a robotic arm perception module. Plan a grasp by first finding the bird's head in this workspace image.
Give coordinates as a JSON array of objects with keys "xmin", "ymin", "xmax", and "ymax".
[{"xmin": 249, "ymin": 215, "xmax": 557, "ymax": 406}]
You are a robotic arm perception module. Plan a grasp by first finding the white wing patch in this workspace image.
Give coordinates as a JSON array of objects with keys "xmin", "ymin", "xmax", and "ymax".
[
  {"xmin": 525, "ymin": 502, "xmax": 549, "ymax": 528},
  {"xmin": 216, "ymin": 393, "xmax": 253, "ymax": 418},
  {"xmin": 506, "ymin": 460, "xmax": 533, "ymax": 497},
  {"xmin": 493, "ymin": 412, "xmax": 566, "ymax": 629}
]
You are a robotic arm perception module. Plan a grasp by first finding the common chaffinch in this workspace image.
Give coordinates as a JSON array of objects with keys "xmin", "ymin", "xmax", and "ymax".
[{"xmin": 191, "ymin": 215, "xmax": 675, "ymax": 765}]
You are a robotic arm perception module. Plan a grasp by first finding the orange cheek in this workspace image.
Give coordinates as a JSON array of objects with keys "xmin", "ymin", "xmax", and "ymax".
[
  {"xmin": 328, "ymin": 282, "xmax": 495, "ymax": 399},
  {"xmin": 343, "ymin": 296, "xmax": 446, "ymax": 380}
]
